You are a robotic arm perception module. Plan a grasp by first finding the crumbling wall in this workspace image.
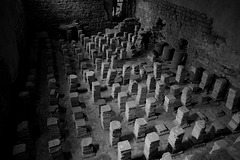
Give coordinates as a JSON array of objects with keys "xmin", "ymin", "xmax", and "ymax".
[
  {"xmin": 136, "ymin": 0, "xmax": 240, "ymax": 88},
  {"xmin": 25, "ymin": 0, "xmax": 112, "ymax": 32}
]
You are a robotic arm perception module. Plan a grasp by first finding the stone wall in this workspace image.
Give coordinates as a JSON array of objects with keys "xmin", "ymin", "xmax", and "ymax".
[
  {"xmin": 25, "ymin": 0, "xmax": 113, "ymax": 33},
  {"xmin": 136, "ymin": 0, "xmax": 240, "ymax": 88}
]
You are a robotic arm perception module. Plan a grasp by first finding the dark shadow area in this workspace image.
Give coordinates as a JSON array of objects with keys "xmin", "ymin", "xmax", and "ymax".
[{"xmin": 120, "ymin": 132, "xmax": 135, "ymax": 143}]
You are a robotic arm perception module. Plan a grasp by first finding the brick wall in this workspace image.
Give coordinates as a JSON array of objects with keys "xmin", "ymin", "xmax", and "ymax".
[
  {"xmin": 136, "ymin": 0, "xmax": 240, "ymax": 88},
  {"xmin": 25, "ymin": 0, "xmax": 112, "ymax": 33}
]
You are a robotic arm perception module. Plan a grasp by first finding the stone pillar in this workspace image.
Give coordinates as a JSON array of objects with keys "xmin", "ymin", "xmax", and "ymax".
[
  {"xmin": 153, "ymin": 62, "xmax": 162, "ymax": 80},
  {"xmin": 125, "ymin": 101, "xmax": 138, "ymax": 122},
  {"xmin": 181, "ymin": 86, "xmax": 192, "ymax": 107},
  {"xmin": 144, "ymin": 132, "xmax": 160, "ymax": 160},
  {"xmin": 162, "ymin": 46, "xmax": 174, "ymax": 61},
  {"xmin": 112, "ymin": 83, "xmax": 121, "ymax": 99},
  {"xmin": 145, "ymin": 97, "xmax": 157, "ymax": 119},
  {"xmin": 92, "ymin": 81, "xmax": 101, "ymax": 102},
  {"xmin": 176, "ymin": 65, "xmax": 185, "ymax": 84},
  {"xmin": 199, "ymin": 71, "xmax": 213, "ymax": 90},
  {"xmin": 168, "ymin": 126, "xmax": 185, "ymax": 150},
  {"xmin": 147, "ymin": 74, "xmax": 156, "ymax": 93},
  {"xmin": 101, "ymin": 62, "xmax": 110, "ymax": 79},
  {"xmin": 118, "ymin": 91, "xmax": 128, "ymax": 112},
  {"xmin": 163, "ymin": 94, "xmax": 176, "ymax": 112},
  {"xmin": 110, "ymin": 121, "xmax": 121, "ymax": 147},
  {"xmin": 136, "ymin": 83, "xmax": 148, "ymax": 106},
  {"xmin": 100, "ymin": 105, "xmax": 112, "ymax": 130}
]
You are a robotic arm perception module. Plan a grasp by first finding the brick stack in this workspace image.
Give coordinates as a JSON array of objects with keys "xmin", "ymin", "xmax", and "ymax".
[
  {"xmin": 160, "ymin": 152, "xmax": 173, "ymax": 160},
  {"xmin": 155, "ymin": 124, "xmax": 168, "ymax": 136},
  {"xmin": 101, "ymin": 62, "xmax": 110, "ymax": 79},
  {"xmin": 95, "ymin": 58, "xmax": 102, "ymax": 71},
  {"xmin": 110, "ymin": 38, "xmax": 116, "ymax": 50},
  {"xmin": 88, "ymin": 42, "xmax": 95, "ymax": 55},
  {"xmin": 120, "ymin": 48, "xmax": 127, "ymax": 59},
  {"xmin": 228, "ymin": 112, "xmax": 240, "ymax": 132},
  {"xmin": 211, "ymin": 78, "xmax": 228, "ymax": 100},
  {"xmin": 102, "ymin": 44, "xmax": 109, "ymax": 59},
  {"xmin": 118, "ymin": 140, "xmax": 131, "ymax": 160},
  {"xmin": 125, "ymin": 101, "xmax": 138, "ymax": 122},
  {"xmin": 144, "ymin": 132, "xmax": 160, "ymax": 160},
  {"xmin": 153, "ymin": 62, "xmax": 162, "ymax": 80},
  {"xmin": 70, "ymin": 92, "xmax": 80, "ymax": 107},
  {"xmin": 161, "ymin": 73, "xmax": 170, "ymax": 86},
  {"xmin": 147, "ymin": 74, "xmax": 156, "ymax": 93},
  {"xmin": 115, "ymin": 47, "xmax": 122, "ymax": 55},
  {"xmin": 112, "ymin": 83, "xmax": 121, "ymax": 99},
  {"xmin": 97, "ymin": 99, "xmax": 106, "ymax": 118},
  {"xmin": 191, "ymin": 120, "xmax": 206, "ymax": 141},
  {"xmin": 110, "ymin": 121, "xmax": 122, "ymax": 147},
  {"xmin": 168, "ymin": 126, "xmax": 185, "ymax": 150},
  {"xmin": 189, "ymin": 66, "xmax": 203, "ymax": 83},
  {"xmin": 75, "ymin": 48, "xmax": 83, "ymax": 61},
  {"xmin": 94, "ymin": 36, "xmax": 100, "ymax": 48},
  {"xmin": 106, "ymin": 69, "xmax": 118, "ymax": 86},
  {"xmin": 163, "ymin": 94, "xmax": 176, "ymax": 112},
  {"xmin": 47, "ymin": 117, "xmax": 60, "ymax": 140},
  {"xmin": 170, "ymin": 50, "xmax": 185, "ymax": 69},
  {"xmin": 80, "ymin": 34, "xmax": 85, "ymax": 45},
  {"xmin": 162, "ymin": 46, "xmax": 174, "ymax": 61},
  {"xmin": 170, "ymin": 85, "xmax": 181, "ymax": 97},
  {"xmin": 225, "ymin": 88, "xmax": 240, "ymax": 112},
  {"xmin": 181, "ymin": 86, "xmax": 192, "ymax": 107},
  {"xmin": 136, "ymin": 83, "xmax": 148, "ymax": 106},
  {"xmin": 175, "ymin": 106, "xmax": 189, "ymax": 125},
  {"xmin": 101, "ymin": 105, "xmax": 112, "ymax": 130},
  {"xmin": 84, "ymin": 37, "xmax": 90, "ymax": 49},
  {"xmin": 75, "ymin": 118, "xmax": 88, "ymax": 138},
  {"xmin": 189, "ymin": 83, "xmax": 199, "ymax": 92},
  {"xmin": 122, "ymin": 64, "xmax": 131, "ymax": 85},
  {"xmin": 118, "ymin": 91, "xmax": 128, "ymax": 112},
  {"xmin": 155, "ymin": 81, "xmax": 166, "ymax": 103},
  {"xmin": 110, "ymin": 55, "xmax": 118, "ymax": 69},
  {"xmin": 72, "ymin": 107, "xmax": 84, "ymax": 120},
  {"xmin": 145, "ymin": 97, "xmax": 157, "ymax": 118},
  {"xmin": 86, "ymin": 71, "xmax": 95, "ymax": 91},
  {"xmin": 12, "ymin": 143, "xmax": 29, "ymax": 160},
  {"xmin": 105, "ymin": 33, "xmax": 111, "ymax": 45},
  {"xmin": 92, "ymin": 81, "xmax": 101, "ymax": 102},
  {"xmin": 90, "ymin": 49, "xmax": 98, "ymax": 62},
  {"xmin": 106, "ymin": 49, "xmax": 113, "ymax": 61},
  {"xmin": 91, "ymin": 35, "xmax": 96, "ymax": 42},
  {"xmin": 69, "ymin": 74, "xmax": 78, "ymax": 85},
  {"xmin": 131, "ymin": 64, "xmax": 140, "ymax": 75},
  {"xmin": 81, "ymin": 137, "xmax": 95, "ymax": 157},
  {"xmin": 134, "ymin": 118, "xmax": 147, "ymax": 140},
  {"xmin": 140, "ymin": 68, "xmax": 147, "ymax": 80},
  {"xmin": 99, "ymin": 37, "xmax": 106, "ymax": 53},
  {"xmin": 48, "ymin": 139, "xmax": 64, "ymax": 160},
  {"xmin": 199, "ymin": 71, "xmax": 213, "ymax": 90},
  {"xmin": 17, "ymin": 121, "xmax": 32, "ymax": 146},
  {"xmin": 128, "ymin": 80, "xmax": 138, "ymax": 95},
  {"xmin": 175, "ymin": 65, "xmax": 185, "ymax": 84}
]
